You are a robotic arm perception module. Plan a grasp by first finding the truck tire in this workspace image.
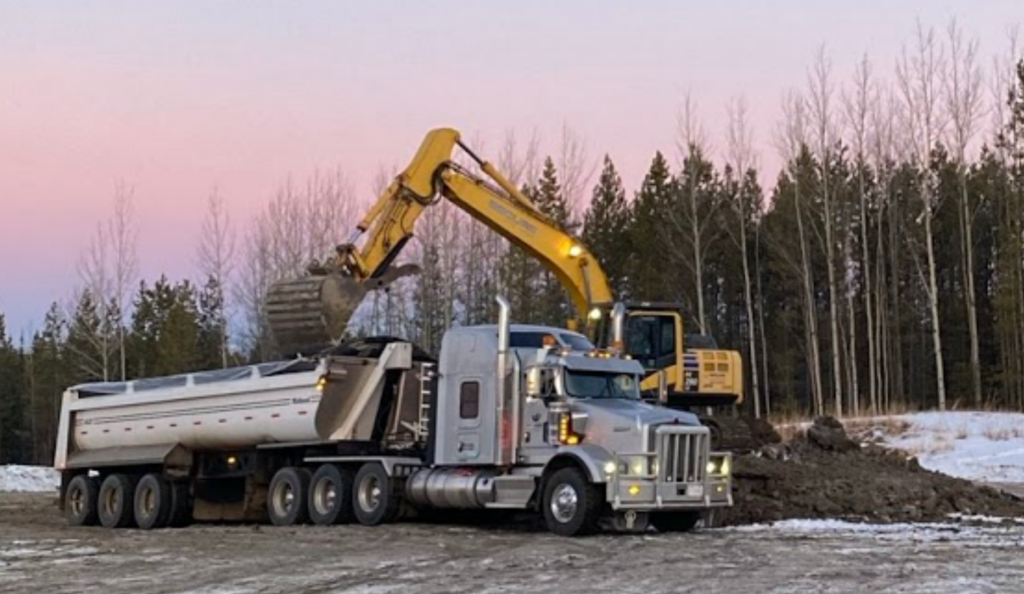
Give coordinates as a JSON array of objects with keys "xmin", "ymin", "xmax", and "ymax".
[
  {"xmin": 65, "ymin": 474, "xmax": 100, "ymax": 526},
  {"xmin": 541, "ymin": 467, "xmax": 603, "ymax": 537},
  {"xmin": 651, "ymin": 511, "xmax": 702, "ymax": 533},
  {"xmin": 308, "ymin": 464, "xmax": 354, "ymax": 526},
  {"xmin": 352, "ymin": 463, "xmax": 401, "ymax": 526},
  {"xmin": 98, "ymin": 474, "xmax": 139, "ymax": 529},
  {"xmin": 134, "ymin": 473, "xmax": 173, "ymax": 530},
  {"xmin": 168, "ymin": 481, "xmax": 192, "ymax": 527},
  {"xmin": 268, "ymin": 467, "xmax": 312, "ymax": 526}
]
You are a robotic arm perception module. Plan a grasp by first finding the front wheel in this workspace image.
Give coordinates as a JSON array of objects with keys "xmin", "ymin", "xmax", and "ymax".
[{"xmin": 541, "ymin": 467, "xmax": 603, "ymax": 537}]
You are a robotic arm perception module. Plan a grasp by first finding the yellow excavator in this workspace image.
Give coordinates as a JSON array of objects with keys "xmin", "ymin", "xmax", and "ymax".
[{"xmin": 264, "ymin": 128, "xmax": 757, "ymax": 451}]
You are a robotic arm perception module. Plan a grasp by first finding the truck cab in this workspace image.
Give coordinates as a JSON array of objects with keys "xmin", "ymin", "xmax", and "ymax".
[{"xmin": 425, "ymin": 301, "xmax": 733, "ymax": 535}]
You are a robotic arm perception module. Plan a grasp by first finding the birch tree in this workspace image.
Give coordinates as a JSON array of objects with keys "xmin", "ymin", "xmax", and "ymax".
[
  {"xmin": 724, "ymin": 94, "xmax": 763, "ymax": 417},
  {"xmin": 895, "ymin": 21, "xmax": 949, "ymax": 410},
  {"xmin": 842, "ymin": 54, "xmax": 876, "ymax": 414},
  {"xmin": 942, "ymin": 18, "xmax": 985, "ymax": 406},
  {"xmin": 807, "ymin": 46, "xmax": 845, "ymax": 417},
  {"xmin": 195, "ymin": 187, "xmax": 237, "ymax": 368}
]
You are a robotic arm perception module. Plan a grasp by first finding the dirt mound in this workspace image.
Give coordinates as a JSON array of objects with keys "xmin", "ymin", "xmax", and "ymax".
[{"xmin": 713, "ymin": 416, "xmax": 1024, "ymax": 527}]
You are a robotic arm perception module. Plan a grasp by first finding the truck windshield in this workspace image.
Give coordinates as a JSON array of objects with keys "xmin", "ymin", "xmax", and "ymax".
[{"xmin": 564, "ymin": 371, "xmax": 640, "ymax": 400}]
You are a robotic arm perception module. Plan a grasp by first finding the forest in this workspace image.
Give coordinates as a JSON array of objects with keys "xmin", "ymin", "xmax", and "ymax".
[{"xmin": 2, "ymin": 22, "xmax": 1024, "ymax": 465}]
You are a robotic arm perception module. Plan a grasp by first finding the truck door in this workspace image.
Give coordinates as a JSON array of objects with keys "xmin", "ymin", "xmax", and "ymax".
[{"xmin": 455, "ymin": 377, "xmax": 483, "ymax": 461}]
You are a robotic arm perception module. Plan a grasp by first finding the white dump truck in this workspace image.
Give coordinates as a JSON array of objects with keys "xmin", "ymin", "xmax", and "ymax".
[{"xmin": 54, "ymin": 297, "xmax": 733, "ymax": 536}]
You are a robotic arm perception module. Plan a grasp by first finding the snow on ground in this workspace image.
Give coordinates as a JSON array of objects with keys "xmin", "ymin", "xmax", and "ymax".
[
  {"xmin": 0, "ymin": 465, "xmax": 60, "ymax": 493},
  {"xmin": 863, "ymin": 411, "xmax": 1024, "ymax": 484},
  {"xmin": 722, "ymin": 517, "xmax": 1024, "ymax": 545}
]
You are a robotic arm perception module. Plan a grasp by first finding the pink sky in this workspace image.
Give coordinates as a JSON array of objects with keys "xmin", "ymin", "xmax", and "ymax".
[{"xmin": 1, "ymin": 1, "xmax": 1020, "ymax": 337}]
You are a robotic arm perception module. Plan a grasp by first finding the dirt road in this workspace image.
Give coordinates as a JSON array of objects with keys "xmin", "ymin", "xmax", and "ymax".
[{"xmin": 2, "ymin": 493, "xmax": 1024, "ymax": 594}]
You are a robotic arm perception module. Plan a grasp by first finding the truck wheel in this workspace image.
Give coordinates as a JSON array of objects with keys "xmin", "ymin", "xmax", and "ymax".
[
  {"xmin": 541, "ymin": 467, "xmax": 602, "ymax": 537},
  {"xmin": 168, "ymin": 481, "xmax": 192, "ymax": 527},
  {"xmin": 651, "ymin": 511, "xmax": 702, "ymax": 533},
  {"xmin": 134, "ymin": 473, "xmax": 172, "ymax": 530},
  {"xmin": 308, "ymin": 464, "xmax": 354, "ymax": 526},
  {"xmin": 65, "ymin": 474, "xmax": 100, "ymax": 526},
  {"xmin": 352, "ymin": 463, "xmax": 400, "ymax": 526},
  {"xmin": 98, "ymin": 474, "xmax": 139, "ymax": 529},
  {"xmin": 268, "ymin": 467, "xmax": 311, "ymax": 526}
]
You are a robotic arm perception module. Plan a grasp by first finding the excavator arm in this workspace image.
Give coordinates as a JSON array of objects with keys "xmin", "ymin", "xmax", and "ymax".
[{"xmin": 265, "ymin": 128, "xmax": 614, "ymax": 356}]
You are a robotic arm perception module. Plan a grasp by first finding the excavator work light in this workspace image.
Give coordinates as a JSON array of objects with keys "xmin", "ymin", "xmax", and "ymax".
[{"xmin": 568, "ymin": 244, "xmax": 583, "ymax": 257}]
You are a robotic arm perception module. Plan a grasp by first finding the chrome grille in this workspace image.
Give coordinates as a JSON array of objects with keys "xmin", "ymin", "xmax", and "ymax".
[{"xmin": 655, "ymin": 426, "xmax": 708, "ymax": 484}]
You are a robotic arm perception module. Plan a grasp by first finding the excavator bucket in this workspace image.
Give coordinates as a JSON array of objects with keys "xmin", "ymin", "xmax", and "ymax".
[{"xmin": 265, "ymin": 263, "xmax": 421, "ymax": 357}]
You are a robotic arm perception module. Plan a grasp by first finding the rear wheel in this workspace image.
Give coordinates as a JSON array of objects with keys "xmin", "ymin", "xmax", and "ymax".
[
  {"xmin": 541, "ymin": 467, "xmax": 603, "ymax": 537},
  {"xmin": 268, "ymin": 467, "xmax": 312, "ymax": 526},
  {"xmin": 98, "ymin": 474, "xmax": 139, "ymax": 529},
  {"xmin": 167, "ymin": 480, "xmax": 192, "ymax": 527},
  {"xmin": 352, "ymin": 463, "xmax": 401, "ymax": 526},
  {"xmin": 308, "ymin": 464, "xmax": 354, "ymax": 526},
  {"xmin": 134, "ymin": 473, "xmax": 173, "ymax": 530},
  {"xmin": 64, "ymin": 474, "xmax": 100, "ymax": 526}
]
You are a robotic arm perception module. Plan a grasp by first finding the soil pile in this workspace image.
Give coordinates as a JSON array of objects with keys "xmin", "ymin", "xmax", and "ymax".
[{"xmin": 713, "ymin": 416, "xmax": 1024, "ymax": 527}]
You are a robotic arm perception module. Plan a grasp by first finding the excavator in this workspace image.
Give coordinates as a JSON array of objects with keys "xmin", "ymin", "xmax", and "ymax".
[{"xmin": 264, "ymin": 128, "xmax": 758, "ymax": 452}]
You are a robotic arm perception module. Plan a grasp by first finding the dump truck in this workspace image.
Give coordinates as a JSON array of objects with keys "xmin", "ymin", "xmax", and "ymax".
[{"xmin": 54, "ymin": 297, "xmax": 732, "ymax": 537}]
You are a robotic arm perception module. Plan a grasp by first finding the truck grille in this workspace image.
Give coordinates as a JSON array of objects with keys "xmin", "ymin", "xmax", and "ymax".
[{"xmin": 654, "ymin": 426, "xmax": 708, "ymax": 483}]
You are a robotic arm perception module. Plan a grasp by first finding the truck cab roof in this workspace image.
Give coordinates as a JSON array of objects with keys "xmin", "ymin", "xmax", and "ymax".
[{"xmin": 450, "ymin": 324, "xmax": 595, "ymax": 351}]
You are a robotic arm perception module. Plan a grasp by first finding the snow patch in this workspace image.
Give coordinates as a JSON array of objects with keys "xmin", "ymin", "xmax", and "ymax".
[
  {"xmin": 0, "ymin": 465, "xmax": 60, "ymax": 493},
  {"xmin": 721, "ymin": 518, "xmax": 1024, "ymax": 545},
  {"xmin": 849, "ymin": 411, "xmax": 1024, "ymax": 483}
]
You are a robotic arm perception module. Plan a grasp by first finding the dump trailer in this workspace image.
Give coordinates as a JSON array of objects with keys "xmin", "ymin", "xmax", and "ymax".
[{"xmin": 54, "ymin": 297, "xmax": 732, "ymax": 536}]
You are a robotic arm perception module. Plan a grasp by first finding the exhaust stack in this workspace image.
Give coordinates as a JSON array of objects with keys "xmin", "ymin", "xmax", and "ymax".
[
  {"xmin": 495, "ymin": 295, "xmax": 511, "ymax": 466},
  {"xmin": 611, "ymin": 302, "xmax": 626, "ymax": 352}
]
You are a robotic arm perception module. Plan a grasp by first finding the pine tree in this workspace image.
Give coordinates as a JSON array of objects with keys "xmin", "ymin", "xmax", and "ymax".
[
  {"xmin": 0, "ymin": 312, "xmax": 28, "ymax": 463},
  {"xmin": 29, "ymin": 303, "xmax": 66, "ymax": 464},
  {"xmin": 533, "ymin": 157, "xmax": 574, "ymax": 326},
  {"xmin": 582, "ymin": 155, "xmax": 632, "ymax": 299},
  {"xmin": 628, "ymin": 152, "xmax": 674, "ymax": 301}
]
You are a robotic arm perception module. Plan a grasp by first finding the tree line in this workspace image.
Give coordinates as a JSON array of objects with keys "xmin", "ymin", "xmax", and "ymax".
[{"xmin": 2, "ymin": 20, "xmax": 1023, "ymax": 465}]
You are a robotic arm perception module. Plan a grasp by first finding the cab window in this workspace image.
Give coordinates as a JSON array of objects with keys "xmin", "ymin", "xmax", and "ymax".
[{"xmin": 625, "ymin": 315, "xmax": 677, "ymax": 370}]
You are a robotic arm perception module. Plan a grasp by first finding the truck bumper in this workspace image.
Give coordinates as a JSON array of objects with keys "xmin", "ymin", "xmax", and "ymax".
[{"xmin": 606, "ymin": 474, "xmax": 732, "ymax": 510}]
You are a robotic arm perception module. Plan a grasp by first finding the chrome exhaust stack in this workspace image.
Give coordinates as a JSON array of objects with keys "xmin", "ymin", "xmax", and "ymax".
[{"xmin": 495, "ymin": 295, "xmax": 511, "ymax": 466}]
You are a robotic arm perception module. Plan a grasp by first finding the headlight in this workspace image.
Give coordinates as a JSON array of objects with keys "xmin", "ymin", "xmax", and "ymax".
[
  {"xmin": 622, "ymin": 456, "xmax": 648, "ymax": 476},
  {"xmin": 603, "ymin": 461, "xmax": 617, "ymax": 475},
  {"xmin": 706, "ymin": 460, "xmax": 718, "ymax": 474}
]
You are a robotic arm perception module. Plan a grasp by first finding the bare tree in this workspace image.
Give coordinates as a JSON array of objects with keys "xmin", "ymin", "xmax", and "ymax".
[
  {"xmin": 942, "ymin": 17, "xmax": 986, "ymax": 406},
  {"xmin": 776, "ymin": 89, "xmax": 825, "ymax": 415},
  {"xmin": 807, "ymin": 45, "xmax": 845, "ymax": 417},
  {"xmin": 843, "ymin": 53, "xmax": 876, "ymax": 414},
  {"xmin": 666, "ymin": 92, "xmax": 718, "ymax": 333},
  {"xmin": 74, "ymin": 182, "xmax": 137, "ymax": 381},
  {"xmin": 724, "ymin": 94, "xmax": 763, "ymax": 417},
  {"xmin": 895, "ymin": 20, "xmax": 949, "ymax": 410},
  {"xmin": 196, "ymin": 187, "xmax": 237, "ymax": 368},
  {"xmin": 558, "ymin": 122, "xmax": 598, "ymax": 224}
]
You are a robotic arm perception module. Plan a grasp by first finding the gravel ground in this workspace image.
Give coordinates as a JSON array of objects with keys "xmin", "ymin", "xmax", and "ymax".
[{"xmin": 3, "ymin": 492, "xmax": 1024, "ymax": 594}]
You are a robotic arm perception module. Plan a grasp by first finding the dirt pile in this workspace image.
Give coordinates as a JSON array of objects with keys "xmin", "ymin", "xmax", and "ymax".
[{"xmin": 713, "ymin": 416, "xmax": 1024, "ymax": 527}]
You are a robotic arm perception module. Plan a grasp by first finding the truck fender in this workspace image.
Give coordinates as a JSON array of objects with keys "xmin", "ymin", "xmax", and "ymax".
[{"xmin": 546, "ymin": 444, "xmax": 614, "ymax": 484}]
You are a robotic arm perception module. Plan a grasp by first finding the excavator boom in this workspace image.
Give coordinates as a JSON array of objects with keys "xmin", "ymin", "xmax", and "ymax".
[{"xmin": 265, "ymin": 128, "xmax": 612, "ymax": 356}]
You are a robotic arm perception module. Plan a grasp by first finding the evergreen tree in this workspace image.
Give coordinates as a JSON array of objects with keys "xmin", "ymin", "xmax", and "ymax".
[
  {"xmin": 582, "ymin": 155, "xmax": 632, "ymax": 299},
  {"xmin": 628, "ymin": 152, "xmax": 674, "ymax": 301},
  {"xmin": 0, "ymin": 312, "xmax": 28, "ymax": 464},
  {"xmin": 533, "ymin": 157, "xmax": 574, "ymax": 326},
  {"xmin": 28, "ymin": 303, "xmax": 66, "ymax": 464}
]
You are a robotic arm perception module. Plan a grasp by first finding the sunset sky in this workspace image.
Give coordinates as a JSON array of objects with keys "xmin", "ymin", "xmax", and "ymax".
[{"xmin": 1, "ymin": 1, "xmax": 1020, "ymax": 338}]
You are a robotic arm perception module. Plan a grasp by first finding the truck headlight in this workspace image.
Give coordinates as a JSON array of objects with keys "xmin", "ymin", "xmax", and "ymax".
[
  {"xmin": 622, "ymin": 456, "xmax": 648, "ymax": 476},
  {"xmin": 603, "ymin": 461, "xmax": 617, "ymax": 475}
]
